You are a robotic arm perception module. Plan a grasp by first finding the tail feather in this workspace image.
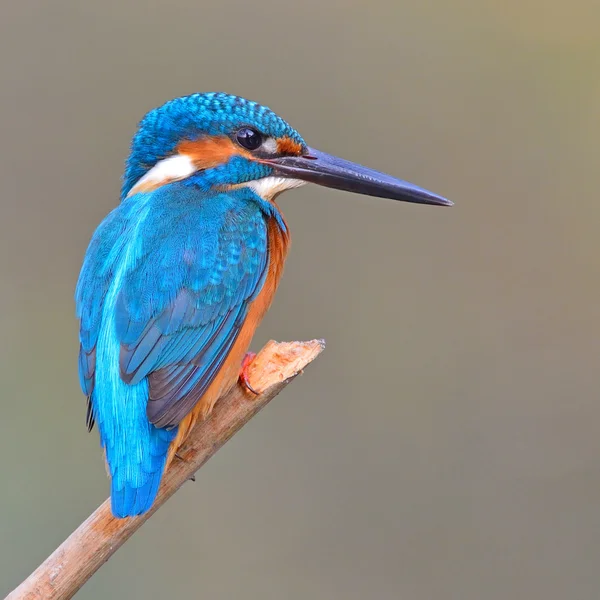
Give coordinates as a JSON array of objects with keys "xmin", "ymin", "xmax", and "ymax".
[
  {"xmin": 93, "ymin": 372, "xmax": 178, "ymax": 518},
  {"xmin": 109, "ymin": 424, "xmax": 177, "ymax": 517},
  {"xmin": 112, "ymin": 466, "xmax": 164, "ymax": 517}
]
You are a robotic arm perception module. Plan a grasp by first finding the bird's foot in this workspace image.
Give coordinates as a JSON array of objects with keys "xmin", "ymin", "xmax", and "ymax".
[
  {"xmin": 239, "ymin": 352, "xmax": 259, "ymax": 395},
  {"xmin": 174, "ymin": 452, "xmax": 196, "ymax": 482}
]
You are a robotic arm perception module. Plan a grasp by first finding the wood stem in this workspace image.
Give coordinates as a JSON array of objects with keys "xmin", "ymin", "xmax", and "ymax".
[{"xmin": 6, "ymin": 339, "xmax": 325, "ymax": 600}]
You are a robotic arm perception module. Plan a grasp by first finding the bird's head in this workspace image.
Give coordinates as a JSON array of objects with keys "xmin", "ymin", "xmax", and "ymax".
[{"xmin": 122, "ymin": 92, "xmax": 451, "ymax": 207}]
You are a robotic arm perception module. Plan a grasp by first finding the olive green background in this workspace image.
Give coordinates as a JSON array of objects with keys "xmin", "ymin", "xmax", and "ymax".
[{"xmin": 1, "ymin": 1, "xmax": 599, "ymax": 598}]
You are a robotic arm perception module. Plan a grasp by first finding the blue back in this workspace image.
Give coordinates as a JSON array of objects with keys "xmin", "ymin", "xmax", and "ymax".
[{"xmin": 76, "ymin": 182, "xmax": 273, "ymax": 516}]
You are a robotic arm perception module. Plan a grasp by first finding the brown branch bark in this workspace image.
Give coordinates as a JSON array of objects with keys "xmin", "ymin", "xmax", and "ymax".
[{"xmin": 6, "ymin": 339, "xmax": 325, "ymax": 600}]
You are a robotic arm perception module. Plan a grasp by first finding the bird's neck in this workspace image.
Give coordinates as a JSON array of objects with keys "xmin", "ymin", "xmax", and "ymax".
[
  {"xmin": 246, "ymin": 190, "xmax": 289, "ymax": 239},
  {"xmin": 235, "ymin": 185, "xmax": 291, "ymax": 287}
]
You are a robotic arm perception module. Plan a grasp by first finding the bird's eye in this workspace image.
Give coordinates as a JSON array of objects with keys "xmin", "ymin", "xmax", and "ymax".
[{"xmin": 236, "ymin": 127, "xmax": 263, "ymax": 151}]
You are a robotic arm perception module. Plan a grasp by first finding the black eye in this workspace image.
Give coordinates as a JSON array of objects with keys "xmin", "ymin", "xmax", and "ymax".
[{"xmin": 236, "ymin": 127, "xmax": 263, "ymax": 151}]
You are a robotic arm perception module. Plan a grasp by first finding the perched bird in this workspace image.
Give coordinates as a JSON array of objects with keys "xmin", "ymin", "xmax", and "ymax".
[{"xmin": 76, "ymin": 92, "xmax": 451, "ymax": 518}]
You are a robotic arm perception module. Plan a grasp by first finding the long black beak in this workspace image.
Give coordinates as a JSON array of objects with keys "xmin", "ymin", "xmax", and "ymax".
[{"xmin": 264, "ymin": 147, "xmax": 452, "ymax": 206}]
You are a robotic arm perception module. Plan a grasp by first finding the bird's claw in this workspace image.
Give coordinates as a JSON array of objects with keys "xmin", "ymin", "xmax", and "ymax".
[
  {"xmin": 239, "ymin": 352, "xmax": 259, "ymax": 395},
  {"xmin": 175, "ymin": 453, "xmax": 196, "ymax": 481}
]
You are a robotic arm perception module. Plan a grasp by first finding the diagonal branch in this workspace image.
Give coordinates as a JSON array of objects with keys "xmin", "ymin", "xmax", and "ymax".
[{"xmin": 6, "ymin": 339, "xmax": 325, "ymax": 600}]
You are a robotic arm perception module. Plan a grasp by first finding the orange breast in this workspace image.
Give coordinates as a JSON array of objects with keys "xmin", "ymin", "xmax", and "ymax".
[{"xmin": 166, "ymin": 213, "xmax": 290, "ymax": 464}]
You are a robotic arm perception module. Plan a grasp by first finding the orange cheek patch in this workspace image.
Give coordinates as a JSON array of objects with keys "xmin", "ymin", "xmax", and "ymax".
[
  {"xmin": 177, "ymin": 136, "xmax": 251, "ymax": 169},
  {"xmin": 276, "ymin": 137, "xmax": 303, "ymax": 155}
]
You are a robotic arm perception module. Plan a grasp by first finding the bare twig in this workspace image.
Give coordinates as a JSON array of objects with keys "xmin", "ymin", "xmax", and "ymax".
[{"xmin": 6, "ymin": 339, "xmax": 325, "ymax": 600}]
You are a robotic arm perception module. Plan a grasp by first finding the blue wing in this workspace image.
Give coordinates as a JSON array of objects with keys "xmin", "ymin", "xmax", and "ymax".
[
  {"xmin": 77, "ymin": 202, "xmax": 133, "ymax": 430},
  {"xmin": 76, "ymin": 184, "xmax": 269, "ymax": 429}
]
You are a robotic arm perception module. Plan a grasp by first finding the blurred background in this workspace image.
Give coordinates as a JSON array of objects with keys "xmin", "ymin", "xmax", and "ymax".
[{"xmin": 1, "ymin": 1, "xmax": 599, "ymax": 598}]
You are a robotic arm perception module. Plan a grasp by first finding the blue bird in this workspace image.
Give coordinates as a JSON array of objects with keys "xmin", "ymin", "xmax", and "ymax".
[{"xmin": 75, "ymin": 92, "xmax": 451, "ymax": 518}]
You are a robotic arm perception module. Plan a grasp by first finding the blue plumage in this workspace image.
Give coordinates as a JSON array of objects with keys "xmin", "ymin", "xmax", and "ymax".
[{"xmin": 76, "ymin": 183, "xmax": 272, "ymax": 516}]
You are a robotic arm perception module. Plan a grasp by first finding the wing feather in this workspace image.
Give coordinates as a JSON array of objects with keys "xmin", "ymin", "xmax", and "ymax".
[{"xmin": 77, "ymin": 186, "xmax": 270, "ymax": 430}]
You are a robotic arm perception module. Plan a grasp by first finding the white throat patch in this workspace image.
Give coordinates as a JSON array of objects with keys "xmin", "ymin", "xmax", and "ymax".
[{"xmin": 247, "ymin": 177, "xmax": 306, "ymax": 201}]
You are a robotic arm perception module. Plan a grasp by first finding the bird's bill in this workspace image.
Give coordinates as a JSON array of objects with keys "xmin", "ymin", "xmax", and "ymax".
[{"xmin": 265, "ymin": 147, "xmax": 452, "ymax": 207}]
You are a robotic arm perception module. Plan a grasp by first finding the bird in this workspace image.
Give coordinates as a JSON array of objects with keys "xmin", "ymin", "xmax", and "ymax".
[{"xmin": 75, "ymin": 92, "xmax": 451, "ymax": 518}]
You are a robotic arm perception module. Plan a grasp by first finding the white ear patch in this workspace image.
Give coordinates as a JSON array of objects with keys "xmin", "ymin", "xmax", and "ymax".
[
  {"xmin": 127, "ymin": 154, "xmax": 196, "ymax": 197},
  {"xmin": 247, "ymin": 177, "xmax": 306, "ymax": 201}
]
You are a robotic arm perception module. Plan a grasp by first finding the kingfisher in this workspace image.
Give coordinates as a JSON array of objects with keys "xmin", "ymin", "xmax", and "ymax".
[{"xmin": 76, "ymin": 92, "xmax": 451, "ymax": 518}]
